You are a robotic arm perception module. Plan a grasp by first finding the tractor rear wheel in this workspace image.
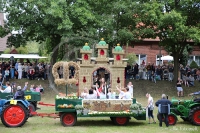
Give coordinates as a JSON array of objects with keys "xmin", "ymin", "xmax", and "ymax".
[
  {"xmin": 113, "ymin": 117, "xmax": 129, "ymax": 126},
  {"xmin": 61, "ymin": 113, "xmax": 77, "ymax": 126},
  {"xmin": 1, "ymin": 103, "xmax": 29, "ymax": 127},
  {"xmin": 189, "ymin": 106, "xmax": 200, "ymax": 126}
]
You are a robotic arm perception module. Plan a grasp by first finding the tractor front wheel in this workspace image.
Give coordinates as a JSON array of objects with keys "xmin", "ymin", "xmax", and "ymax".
[
  {"xmin": 168, "ymin": 114, "xmax": 177, "ymax": 125},
  {"xmin": 189, "ymin": 106, "xmax": 200, "ymax": 126},
  {"xmin": 1, "ymin": 103, "xmax": 29, "ymax": 127}
]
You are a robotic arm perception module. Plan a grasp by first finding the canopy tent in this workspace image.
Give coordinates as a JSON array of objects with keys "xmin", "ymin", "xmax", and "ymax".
[
  {"xmin": 161, "ymin": 55, "xmax": 173, "ymax": 60},
  {"xmin": 157, "ymin": 55, "xmax": 173, "ymax": 61},
  {"xmin": 0, "ymin": 54, "xmax": 47, "ymax": 59}
]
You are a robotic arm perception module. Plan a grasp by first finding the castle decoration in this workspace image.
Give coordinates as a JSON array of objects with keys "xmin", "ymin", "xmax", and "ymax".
[
  {"xmin": 77, "ymin": 39, "xmax": 127, "ymax": 94},
  {"xmin": 95, "ymin": 38, "xmax": 109, "ymax": 63},
  {"xmin": 52, "ymin": 39, "xmax": 127, "ymax": 95}
]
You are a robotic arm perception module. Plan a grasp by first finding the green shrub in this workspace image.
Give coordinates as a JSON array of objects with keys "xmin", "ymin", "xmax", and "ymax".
[{"xmin": 190, "ymin": 60, "xmax": 199, "ymax": 69}]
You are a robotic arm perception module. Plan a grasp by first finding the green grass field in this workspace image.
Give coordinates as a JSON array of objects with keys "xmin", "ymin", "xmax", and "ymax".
[{"xmin": 0, "ymin": 79, "xmax": 200, "ymax": 133}]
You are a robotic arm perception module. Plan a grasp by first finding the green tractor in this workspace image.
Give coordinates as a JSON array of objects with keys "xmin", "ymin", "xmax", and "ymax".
[{"xmin": 167, "ymin": 95, "xmax": 200, "ymax": 126}]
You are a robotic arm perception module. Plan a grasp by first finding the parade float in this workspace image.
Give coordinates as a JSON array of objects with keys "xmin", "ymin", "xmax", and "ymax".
[{"xmin": 49, "ymin": 39, "xmax": 146, "ymax": 126}]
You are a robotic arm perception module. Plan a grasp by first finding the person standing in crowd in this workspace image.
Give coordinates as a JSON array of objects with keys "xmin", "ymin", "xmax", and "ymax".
[
  {"xmin": 146, "ymin": 93, "xmax": 156, "ymax": 124},
  {"xmin": 18, "ymin": 63, "xmax": 23, "ymax": 79},
  {"xmin": 10, "ymin": 63, "xmax": 15, "ymax": 79},
  {"xmin": 28, "ymin": 66, "xmax": 35, "ymax": 80},
  {"xmin": 125, "ymin": 63, "xmax": 131, "ymax": 79},
  {"xmin": 23, "ymin": 63, "xmax": 28, "ymax": 78},
  {"xmin": 177, "ymin": 78, "xmax": 184, "ymax": 97},
  {"xmin": 196, "ymin": 68, "xmax": 200, "ymax": 82},
  {"xmin": 179, "ymin": 64, "xmax": 185, "ymax": 79},
  {"xmin": 0, "ymin": 81, "xmax": 12, "ymax": 93},
  {"xmin": 155, "ymin": 94, "xmax": 172, "ymax": 127},
  {"xmin": 156, "ymin": 65, "xmax": 162, "ymax": 80},
  {"xmin": 185, "ymin": 64, "xmax": 190, "ymax": 74},
  {"xmin": 133, "ymin": 63, "xmax": 139, "ymax": 79},
  {"xmin": 146, "ymin": 62, "xmax": 151, "ymax": 80},
  {"xmin": 188, "ymin": 74, "xmax": 195, "ymax": 87},
  {"xmin": 139, "ymin": 63, "xmax": 145, "ymax": 80},
  {"xmin": 15, "ymin": 60, "xmax": 19, "ymax": 71},
  {"xmin": 5, "ymin": 68, "xmax": 10, "ymax": 82},
  {"xmin": 182, "ymin": 74, "xmax": 189, "ymax": 87},
  {"xmin": 168, "ymin": 64, "xmax": 174, "ymax": 82}
]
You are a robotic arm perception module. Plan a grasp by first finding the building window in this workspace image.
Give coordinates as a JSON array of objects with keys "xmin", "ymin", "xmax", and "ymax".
[
  {"xmin": 188, "ymin": 55, "xmax": 200, "ymax": 66},
  {"xmin": 136, "ymin": 54, "xmax": 147, "ymax": 65},
  {"xmin": 188, "ymin": 56, "xmax": 194, "ymax": 65},
  {"xmin": 156, "ymin": 55, "xmax": 163, "ymax": 66},
  {"xmin": 195, "ymin": 56, "xmax": 200, "ymax": 66}
]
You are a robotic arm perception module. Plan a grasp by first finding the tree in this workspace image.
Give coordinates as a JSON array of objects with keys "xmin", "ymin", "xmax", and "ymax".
[
  {"xmin": 126, "ymin": 53, "xmax": 138, "ymax": 65},
  {"xmin": 1, "ymin": 0, "xmax": 97, "ymax": 64},
  {"xmin": 132, "ymin": 0, "xmax": 200, "ymax": 83},
  {"xmin": 190, "ymin": 60, "xmax": 199, "ymax": 69}
]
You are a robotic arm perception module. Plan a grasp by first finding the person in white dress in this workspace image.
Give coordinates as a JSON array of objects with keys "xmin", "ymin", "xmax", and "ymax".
[
  {"xmin": 80, "ymin": 87, "xmax": 88, "ymax": 99},
  {"xmin": 18, "ymin": 63, "xmax": 23, "ymax": 79},
  {"xmin": 127, "ymin": 82, "xmax": 133, "ymax": 98},
  {"xmin": 124, "ymin": 87, "xmax": 132, "ymax": 99}
]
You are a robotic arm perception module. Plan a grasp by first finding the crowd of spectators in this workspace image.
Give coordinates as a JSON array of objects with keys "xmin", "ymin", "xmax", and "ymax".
[
  {"xmin": 0, "ymin": 60, "xmax": 50, "ymax": 83},
  {"xmin": 125, "ymin": 62, "xmax": 200, "ymax": 86}
]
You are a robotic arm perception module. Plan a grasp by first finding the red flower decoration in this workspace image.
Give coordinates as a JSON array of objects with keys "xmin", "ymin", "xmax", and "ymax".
[
  {"xmin": 116, "ymin": 55, "xmax": 121, "ymax": 60},
  {"xmin": 83, "ymin": 76, "xmax": 86, "ymax": 83},
  {"xmin": 117, "ymin": 77, "xmax": 120, "ymax": 83},
  {"xmin": 76, "ymin": 81, "xmax": 79, "ymax": 86},
  {"xmin": 100, "ymin": 49, "xmax": 104, "ymax": 55},
  {"xmin": 84, "ymin": 54, "xmax": 88, "ymax": 60}
]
